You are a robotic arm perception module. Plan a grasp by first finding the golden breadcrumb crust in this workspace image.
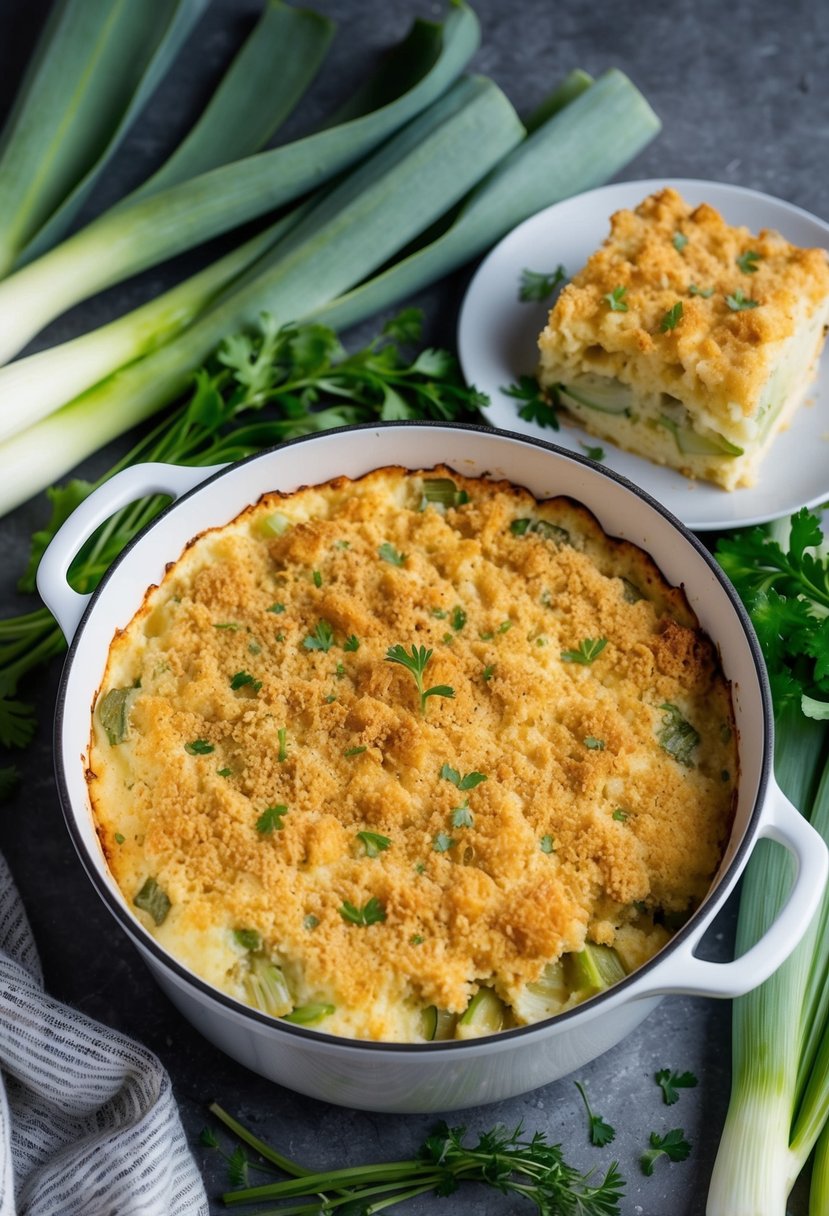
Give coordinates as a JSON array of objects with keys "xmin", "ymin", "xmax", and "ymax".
[
  {"xmin": 88, "ymin": 466, "xmax": 736, "ymax": 1041},
  {"xmin": 538, "ymin": 187, "xmax": 829, "ymax": 418}
]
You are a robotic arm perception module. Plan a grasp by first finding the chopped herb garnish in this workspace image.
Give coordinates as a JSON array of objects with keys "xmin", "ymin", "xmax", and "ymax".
[
  {"xmin": 579, "ymin": 442, "xmax": 605, "ymax": 462},
  {"xmin": 451, "ymin": 803, "xmax": 474, "ymax": 829},
  {"xmin": 736, "ymin": 249, "xmax": 762, "ymax": 274},
  {"xmin": 503, "ymin": 375, "xmax": 559, "ymax": 430},
  {"xmin": 689, "ymin": 283, "xmax": 714, "ymax": 298},
  {"xmin": 379, "ymin": 542, "xmax": 406, "ymax": 566},
  {"xmin": 640, "ymin": 1128, "xmax": 692, "ymax": 1175},
  {"xmin": 277, "ymin": 727, "xmax": 288, "ymax": 763},
  {"xmin": 312, "ymin": 570, "xmax": 322, "ymax": 587},
  {"xmin": 114, "ymin": 832, "xmax": 125, "ymax": 844},
  {"xmin": 612, "ymin": 808, "xmax": 629, "ymax": 822},
  {"xmin": 450, "ymin": 605, "xmax": 467, "ymax": 632},
  {"xmin": 442, "ymin": 633, "xmax": 454, "ymax": 645},
  {"xmin": 482, "ymin": 664, "xmax": 495, "ymax": 682},
  {"xmin": 335, "ymin": 540, "xmax": 350, "ymax": 550},
  {"xmin": 561, "ymin": 637, "xmax": 608, "ymax": 665},
  {"xmin": 256, "ymin": 804, "xmax": 288, "ymax": 834},
  {"xmin": 267, "ymin": 603, "xmax": 285, "ymax": 614},
  {"xmin": 498, "ymin": 619, "xmax": 513, "ymax": 634},
  {"xmin": 230, "ymin": 670, "xmax": 261, "ymax": 692},
  {"xmin": 657, "ymin": 703, "xmax": 700, "ymax": 767},
  {"xmin": 414, "ymin": 861, "xmax": 426, "ymax": 875},
  {"xmin": 604, "ymin": 285, "xmax": 628, "ymax": 311},
  {"xmin": 248, "ymin": 640, "xmax": 261, "ymax": 655},
  {"xmin": 420, "ymin": 478, "xmax": 470, "ymax": 510},
  {"xmin": 303, "ymin": 914, "xmax": 319, "ymax": 930},
  {"xmin": 575, "ymin": 1081, "xmax": 616, "ymax": 1147},
  {"xmin": 185, "ymin": 738, "xmax": 213, "ymax": 755},
  {"xmin": 540, "ymin": 835, "xmax": 555, "ymax": 854},
  {"xmin": 134, "ymin": 876, "xmax": 171, "ymax": 925},
  {"xmin": 656, "ymin": 1068, "xmax": 699, "ymax": 1105},
  {"xmin": 518, "ymin": 264, "xmax": 566, "ymax": 302},
  {"xmin": 410, "ymin": 934, "xmax": 424, "ymax": 945},
  {"xmin": 234, "ymin": 928, "xmax": 262, "ymax": 952},
  {"xmin": 334, "ymin": 662, "xmax": 346, "ymax": 679},
  {"xmin": 339, "ymin": 897, "xmax": 386, "ymax": 926},
  {"xmin": 275, "ymin": 632, "xmax": 285, "ymax": 642},
  {"xmin": 726, "ymin": 289, "xmax": 759, "ymax": 311},
  {"xmin": 433, "ymin": 832, "xmax": 456, "ymax": 853},
  {"xmin": 343, "ymin": 635, "xmax": 360, "ymax": 652},
  {"xmin": 325, "ymin": 694, "xmax": 337, "ymax": 704},
  {"xmin": 216, "ymin": 767, "xmax": 232, "ymax": 778},
  {"xmin": 357, "ymin": 830, "xmax": 391, "ymax": 857},
  {"xmin": 584, "ymin": 736, "xmax": 606, "ymax": 750},
  {"xmin": 431, "ymin": 607, "xmax": 448, "ymax": 620},
  {"xmin": 385, "ymin": 644, "xmax": 454, "ymax": 714},
  {"xmin": 672, "ymin": 232, "xmax": 688, "ymax": 253},
  {"xmin": 303, "ymin": 620, "xmax": 335, "ymax": 652},
  {"xmin": 213, "ymin": 621, "xmax": 240, "ymax": 630},
  {"xmin": 510, "ymin": 517, "xmax": 569, "ymax": 546},
  {"xmin": 660, "ymin": 301, "xmax": 684, "ymax": 331},
  {"xmin": 440, "ymin": 764, "xmax": 487, "ymax": 790},
  {"xmin": 344, "ymin": 746, "xmax": 367, "ymax": 757}
]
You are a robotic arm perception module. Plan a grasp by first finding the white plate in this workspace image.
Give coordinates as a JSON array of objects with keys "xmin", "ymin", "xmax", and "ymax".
[{"xmin": 458, "ymin": 178, "xmax": 829, "ymax": 531}]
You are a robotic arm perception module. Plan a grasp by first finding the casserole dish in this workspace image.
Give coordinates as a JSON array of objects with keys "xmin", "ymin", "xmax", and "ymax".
[{"xmin": 39, "ymin": 422, "xmax": 828, "ymax": 1113}]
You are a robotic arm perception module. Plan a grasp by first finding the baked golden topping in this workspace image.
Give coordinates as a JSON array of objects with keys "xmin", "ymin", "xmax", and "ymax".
[{"xmin": 88, "ymin": 466, "xmax": 736, "ymax": 1041}]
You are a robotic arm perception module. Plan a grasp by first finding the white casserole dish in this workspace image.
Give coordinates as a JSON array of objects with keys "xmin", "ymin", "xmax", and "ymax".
[{"xmin": 38, "ymin": 422, "xmax": 828, "ymax": 1113}]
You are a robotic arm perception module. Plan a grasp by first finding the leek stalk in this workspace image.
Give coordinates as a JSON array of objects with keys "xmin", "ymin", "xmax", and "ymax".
[
  {"xmin": 0, "ymin": 76, "xmax": 522, "ymax": 513},
  {"xmin": 0, "ymin": 0, "xmax": 210, "ymax": 274},
  {"xmin": 0, "ymin": 2, "xmax": 479, "ymax": 365}
]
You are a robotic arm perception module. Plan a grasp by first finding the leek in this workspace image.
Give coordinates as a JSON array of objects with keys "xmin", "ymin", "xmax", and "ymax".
[
  {"xmin": 0, "ymin": 0, "xmax": 209, "ymax": 274},
  {"xmin": 0, "ymin": 76, "xmax": 522, "ymax": 512},
  {"xmin": 0, "ymin": 1, "xmax": 479, "ymax": 365}
]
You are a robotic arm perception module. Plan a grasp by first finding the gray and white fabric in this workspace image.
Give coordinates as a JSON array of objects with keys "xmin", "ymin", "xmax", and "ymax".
[{"xmin": 0, "ymin": 853, "xmax": 208, "ymax": 1215}]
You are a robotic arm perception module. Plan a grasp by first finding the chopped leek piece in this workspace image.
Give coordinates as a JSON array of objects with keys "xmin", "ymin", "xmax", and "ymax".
[
  {"xmin": 557, "ymin": 375, "xmax": 634, "ymax": 416},
  {"xmin": 512, "ymin": 961, "xmax": 570, "ymax": 1022},
  {"xmin": 420, "ymin": 478, "xmax": 469, "ymax": 510},
  {"xmin": 98, "ymin": 686, "xmax": 133, "ymax": 745},
  {"xmin": 564, "ymin": 944, "xmax": 626, "ymax": 999},
  {"xmin": 281, "ymin": 1003, "xmax": 335, "ymax": 1026},
  {"xmin": 455, "ymin": 987, "xmax": 508, "ymax": 1039},
  {"xmin": 420, "ymin": 1006, "xmax": 457, "ymax": 1041},
  {"xmin": 510, "ymin": 518, "xmax": 570, "ymax": 545},
  {"xmin": 134, "ymin": 876, "xmax": 171, "ymax": 925},
  {"xmin": 245, "ymin": 956, "xmax": 293, "ymax": 1017},
  {"xmin": 657, "ymin": 703, "xmax": 700, "ymax": 767},
  {"xmin": 657, "ymin": 414, "xmax": 744, "ymax": 457},
  {"xmin": 233, "ymin": 929, "xmax": 262, "ymax": 952}
]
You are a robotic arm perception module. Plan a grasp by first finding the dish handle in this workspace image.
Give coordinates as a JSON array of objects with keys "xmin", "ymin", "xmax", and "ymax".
[
  {"xmin": 37, "ymin": 462, "xmax": 224, "ymax": 643},
  {"xmin": 635, "ymin": 780, "xmax": 828, "ymax": 999}
]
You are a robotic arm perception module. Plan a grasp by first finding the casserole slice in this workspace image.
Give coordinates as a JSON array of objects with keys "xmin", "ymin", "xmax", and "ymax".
[{"xmin": 537, "ymin": 188, "xmax": 829, "ymax": 490}]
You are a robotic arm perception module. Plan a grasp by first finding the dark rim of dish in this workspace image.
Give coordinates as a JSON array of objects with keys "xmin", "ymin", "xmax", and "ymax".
[{"xmin": 53, "ymin": 420, "xmax": 773, "ymax": 1053}]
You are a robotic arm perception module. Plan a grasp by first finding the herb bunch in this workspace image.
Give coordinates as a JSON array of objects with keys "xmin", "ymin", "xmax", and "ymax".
[{"xmin": 0, "ymin": 310, "xmax": 485, "ymax": 787}]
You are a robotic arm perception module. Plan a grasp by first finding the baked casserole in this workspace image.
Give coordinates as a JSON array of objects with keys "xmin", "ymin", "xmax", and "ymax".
[
  {"xmin": 537, "ymin": 187, "xmax": 829, "ymax": 490},
  {"xmin": 88, "ymin": 466, "xmax": 737, "ymax": 1042}
]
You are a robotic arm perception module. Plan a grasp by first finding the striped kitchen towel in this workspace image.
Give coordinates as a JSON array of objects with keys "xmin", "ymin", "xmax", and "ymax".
[{"xmin": 0, "ymin": 852, "xmax": 208, "ymax": 1215}]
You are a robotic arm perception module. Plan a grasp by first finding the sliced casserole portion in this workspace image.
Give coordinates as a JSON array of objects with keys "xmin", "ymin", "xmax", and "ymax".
[{"xmin": 537, "ymin": 187, "xmax": 829, "ymax": 490}]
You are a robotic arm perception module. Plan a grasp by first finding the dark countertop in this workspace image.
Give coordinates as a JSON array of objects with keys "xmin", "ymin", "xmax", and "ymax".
[{"xmin": 0, "ymin": 0, "xmax": 826, "ymax": 1212}]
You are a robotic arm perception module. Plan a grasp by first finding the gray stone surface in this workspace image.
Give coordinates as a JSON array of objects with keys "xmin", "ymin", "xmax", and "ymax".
[{"xmin": 0, "ymin": 0, "xmax": 826, "ymax": 1212}]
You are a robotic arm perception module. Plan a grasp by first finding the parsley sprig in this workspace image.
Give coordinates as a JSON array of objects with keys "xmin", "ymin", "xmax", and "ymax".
[
  {"xmin": 640, "ymin": 1128, "xmax": 691, "ymax": 1175},
  {"xmin": 575, "ymin": 1080, "xmax": 616, "ymax": 1147},
  {"xmin": 440, "ymin": 763, "xmax": 487, "ymax": 790},
  {"xmin": 503, "ymin": 374, "xmax": 559, "ymax": 430},
  {"xmin": 204, "ymin": 1107, "xmax": 626, "ymax": 1214},
  {"xmin": 0, "ymin": 310, "xmax": 486, "ymax": 787},
  {"xmin": 339, "ymin": 897, "xmax": 386, "ymax": 926},
  {"xmin": 655, "ymin": 1068, "xmax": 698, "ymax": 1105},
  {"xmin": 518, "ymin": 264, "xmax": 567, "ymax": 302},
  {"xmin": 386, "ymin": 644, "xmax": 454, "ymax": 714},
  {"xmin": 561, "ymin": 637, "xmax": 607, "ymax": 665}
]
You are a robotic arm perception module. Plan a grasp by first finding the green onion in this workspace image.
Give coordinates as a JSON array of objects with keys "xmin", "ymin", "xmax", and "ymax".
[
  {"xmin": 0, "ymin": 74, "xmax": 521, "ymax": 512},
  {"xmin": 0, "ymin": 2, "xmax": 479, "ymax": 365}
]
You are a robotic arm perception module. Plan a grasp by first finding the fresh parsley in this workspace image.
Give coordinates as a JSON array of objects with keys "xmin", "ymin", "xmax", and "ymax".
[
  {"xmin": 672, "ymin": 232, "xmax": 688, "ymax": 253},
  {"xmin": 312, "ymin": 570, "xmax": 322, "ymax": 587},
  {"xmin": 185, "ymin": 739, "xmax": 214, "ymax": 755},
  {"xmin": 379, "ymin": 542, "xmax": 406, "ymax": 566},
  {"xmin": 339, "ymin": 897, "xmax": 386, "ymax": 926},
  {"xmin": 574, "ymin": 1080, "xmax": 616, "ymax": 1147},
  {"xmin": 230, "ymin": 670, "xmax": 261, "ymax": 692},
  {"xmin": 518, "ymin": 264, "xmax": 566, "ymax": 302},
  {"xmin": 450, "ymin": 605, "xmax": 466, "ymax": 632},
  {"xmin": 256, "ymin": 804, "xmax": 288, "ymax": 834},
  {"xmin": 689, "ymin": 283, "xmax": 714, "ymax": 298},
  {"xmin": 451, "ymin": 803, "xmax": 474, "ymax": 829},
  {"xmin": 433, "ymin": 832, "xmax": 456, "ymax": 853},
  {"xmin": 385, "ymin": 644, "xmax": 454, "ymax": 714},
  {"xmin": 303, "ymin": 620, "xmax": 335, "ymax": 652},
  {"xmin": 561, "ymin": 637, "xmax": 607, "ymax": 665},
  {"xmin": 216, "ymin": 767, "xmax": 232, "ymax": 778},
  {"xmin": 660, "ymin": 301, "xmax": 683, "ymax": 331},
  {"xmin": 357, "ymin": 830, "xmax": 391, "ymax": 857},
  {"xmin": 603, "ymin": 286, "xmax": 628, "ymax": 311},
  {"xmin": 503, "ymin": 374, "xmax": 559, "ymax": 429},
  {"xmin": 579, "ymin": 442, "xmax": 605, "ymax": 462},
  {"xmin": 343, "ymin": 746, "xmax": 367, "ymax": 757},
  {"xmin": 303, "ymin": 914, "xmax": 319, "ymax": 930},
  {"xmin": 482, "ymin": 664, "xmax": 495, "ymax": 682},
  {"xmin": 584, "ymin": 736, "xmax": 605, "ymax": 750},
  {"xmin": 267, "ymin": 603, "xmax": 285, "ymax": 614},
  {"xmin": 736, "ymin": 249, "xmax": 762, "ymax": 273},
  {"xmin": 114, "ymin": 831, "xmax": 125, "ymax": 844},
  {"xmin": 540, "ymin": 834, "xmax": 555, "ymax": 854},
  {"xmin": 440, "ymin": 764, "xmax": 487, "ymax": 790},
  {"xmin": 726, "ymin": 289, "xmax": 759, "ymax": 311},
  {"xmin": 640, "ymin": 1128, "xmax": 692, "ymax": 1175},
  {"xmin": 656, "ymin": 1068, "xmax": 699, "ymax": 1105},
  {"xmin": 612, "ymin": 808, "xmax": 629, "ymax": 823},
  {"xmin": 343, "ymin": 635, "xmax": 359, "ymax": 652}
]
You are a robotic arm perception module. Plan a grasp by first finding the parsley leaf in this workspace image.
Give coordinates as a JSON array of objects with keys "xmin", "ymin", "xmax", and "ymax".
[
  {"xmin": 726, "ymin": 289, "xmax": 759, "ymax": 311},
  {"xmin": 561, "ymin": 637, "xmax": 607, "ymax": 665},
  {"xmin": 303, "ymin": 620, "xmax": 335, "ymax": 652},
  {"xmin": 440, "ymin": 764, "xmax": 487, "ymax": 790},
  {"xmin": 482, "ymin": 664, "xmax": 495, "ymax": 682},
  {"xmin": 451, "ymin": 803, "xmax": 474, "ymax": 829},
  {"xmin": 736, "ymin": 249, "xmax": 762, "ymax": 273},
  {"xmin": 584, "ymin": 736, "xmax": 605, "ymax": 750},
  {"xmin": 656, "ymin": 1068, "xmax": 699, "ymax": 1105},
  {"xmin": 433, "ymin": 832, "xmax": 456, "ymax": 853},
  {"xmin": 518, "ymin": 265, "xmax": 566, "ymax": 302},
  {"xmin": 603, "ymin": 286, "xmax": 628, "ymax": 311},
  {"xmin": 267, "ymin": 603, "xmax": 285, "ymax": 614},
  {"xmin": 640, "ymin": 1128, "xmax": 692, "ymax": 1175},
  {"xmin": 357, "ymin": 830, "xmax": 391, "ymax": 857},
  {"xmin": 540, "ymin": 834, "xmax": 555, "ymax": 853},
  {"xmin": 343, "ymin": 635, "xmax": 360, "ymax": 652},
  {"xmin": 450, "ymin": 605, "xmax": 466, "ymax": 632},
  {"xmin": 340, "ymin": 897, "xmax": 386, "ymax": 926},
  {"xmin": 579, "ymin": 442, "xmax": 605, "ymax": 462},
  {"xmin": 575, "ymin": 1081, "xmax": 616, "ymax": 1147},
  {"xmin": 230, "ymin": 670, "xmax": 261, "ymax": 692},
  {"xmin": 612, "ymin": 808, "xmax": 629, "ymax": 822},
  {"xmin": 185, "ymin": 739, "xmax": 213, "ymax": 755},
  {"xmin": 672, "ymin": 232, "xmax": 688, "ymax": 253},
  {"xmin": 503, "ymin": 375, "xmax": 559, "ymax": 430},
  {"xmin": 689, "ymin": 283, "xmax": 714, "ymax": 298},
  {"xmin": 344, "ymin": 746, "xmax": 367, "ymax": 757},
  {"xmin": 256, "ymin": 804, "xmax": 288, "ymax": 834},
  {"xmin": 660, "ymin": 301, "xmax": 683, "ymax": 331},
  {"xmin": 379, "ymin": 542, "xmax": 406, "ymax": 566},
  {"xmin": 386, "ymin": 644, "xmax": 454, "ymax": 714}
]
